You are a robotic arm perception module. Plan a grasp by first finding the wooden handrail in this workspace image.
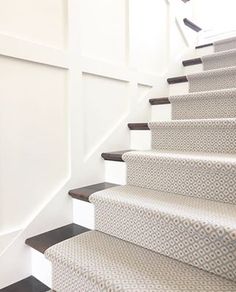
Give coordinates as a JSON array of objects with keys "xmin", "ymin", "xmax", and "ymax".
[{"xmin": 183, "ymin": 18, "xmax": 202, "ymax": 32}]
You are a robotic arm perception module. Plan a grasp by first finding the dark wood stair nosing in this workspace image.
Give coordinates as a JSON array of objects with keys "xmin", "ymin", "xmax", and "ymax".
[
  {"xmin": 149, "ymin": 97, "xmax": 170, "ymax": 105},
  {"xmin": 128, "ymin": 123, "xmax": 149, "ymax": 130},
  {"xmin": 182, "ymin": 57, "xmax": 202, "ymax": 66},
  {"xmin": 167, "ymin": 75, "xmax": 188, "ymax": 84},
  {"xmin": 195, "ymin": 43, "xmax": 213, "ymax": 49},
  {"xmin": 101, "ymin": 150, "xmax": 133, "ymax": 162},
  {"xmin": 25, "ymin": 223, "xmax": 89, "ymax": 254},
  {"xmin": 69, "ymin": 182, "xmax": 120, "ymax": 202},
  {"xmin": 183, "ymin": 18, "xmax": 202, "ymax": 32}
]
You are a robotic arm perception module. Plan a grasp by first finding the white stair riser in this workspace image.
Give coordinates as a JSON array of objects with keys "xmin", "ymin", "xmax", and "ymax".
[
  {"xmin": 73, "ymin": 199, "xmax": 95, "ymax": 230},
  {"xmin": 184, "ymin": 64, "xmax": 203, "ymax": 75},
  {"xmin": 105, "ymin": 160, "xmax": 126, "ymax": 185},
  {"xmin": 151, "ymin": 104, "xmax": 172, "ymax": 122},
  {"xmin": 125, "ymin": 159, "xmax": 236, "ymax": 204},
  {"xmin": 195, "ymin": 46, "xmax": 214, "ymax": 57},
  {"xmin": 31, "ymin": 249, "xmax": 52, "ymax": 288},
  {"xmin": 151, "ymin": 124, "xmax": 236, "ymax": 154},
  {"xmin": 130, "ymin": 130, "xmax": 151, "ymax": 150},
  {"xmin": 169, "ymin": 82, "xmax": 189, "ymax": 95}
]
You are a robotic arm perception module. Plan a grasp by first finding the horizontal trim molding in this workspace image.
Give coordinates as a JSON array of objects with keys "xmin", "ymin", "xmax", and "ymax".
[{"xmin": 0, "ymin": 33, "xmax": 68, "ymax": 69}]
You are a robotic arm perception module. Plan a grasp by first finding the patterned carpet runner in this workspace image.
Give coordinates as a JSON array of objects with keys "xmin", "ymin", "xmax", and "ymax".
[{"xmin": 46, "ymin": 35, "xmax": 236, "ymax": 291}]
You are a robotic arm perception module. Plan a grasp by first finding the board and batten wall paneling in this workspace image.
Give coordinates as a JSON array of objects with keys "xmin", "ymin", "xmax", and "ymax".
[
  {"xmin": 0, "ymin": 56, "xmax": 68, "ymax": 233},
  {"xmin": 0, "ymin": 0, "xmax": 67, "ymax": 48}
]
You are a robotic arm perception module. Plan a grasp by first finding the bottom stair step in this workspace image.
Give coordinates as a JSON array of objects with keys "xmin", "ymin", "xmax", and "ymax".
[
  {"xmin": 45, "ymin": 231, "xmax": 236, "ymax": 291},
  {"xmin": 90, "ymin": 185, "xmax": 236, "ymax": 281},
  {"xmin": 25, "ymin": 223, "xmax": 89, "ymax": 253},
  {"xmin": 1, "ymin": 276, "xmax": 50, "ymax": 292}
]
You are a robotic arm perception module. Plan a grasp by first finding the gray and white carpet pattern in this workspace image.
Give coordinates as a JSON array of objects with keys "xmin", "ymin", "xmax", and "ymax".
[
  {"xmin": 45, "ymin": 231, "xmax": 236, "ymax": 291},
  {"xmin": 169, "ymin": 88, "xmax": 236, "ymax": 120},
  {"xmin": 187, "ymin": 66, "xmax": 236, "ymax": 92},
  {"xmin": 123, "ymin": 151, "xmax": 236, "ymax": 204},
  {"xmin": 45, "ymin": 35, "xmax": 236, "ymax": 290},
  {"xmin": 149, "ymin": 118, "xmax": 236, "ymax": 154},
  {"xmin": 214, "ymin": 36, "xmax": 236, "ymax": 52},
  {"xmin": 202, "ymin": 49, "xmax": 236, "ymax": 70},
  {"xmin": 90, "ymin": 185, "xmax": 236, "ymax": 281}
]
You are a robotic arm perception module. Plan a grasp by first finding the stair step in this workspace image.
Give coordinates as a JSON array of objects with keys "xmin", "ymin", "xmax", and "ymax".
[
  {"xmin": 1, "ymin": 276, "xmax": 50, "ymax": 292},
  {"xmin": 167, "ymin": 75, "xmax": 188, "ymax": 84},
  {"xmin": 25, "ymin": 223, "xmax": 89, "ymax": 253},
  {"xmin": 169, "ymin": 88, "xmax": 236, "ymax": 120},
  {"xmin": 90, "ymin": 185, "xmax": 236, "ymax": 281},
  {"xmin": 149, "ymin": 97, "xmax": 170, "ymax": 105},
  {"xmin": 196, "ymin": 43, "xmax": 213, "ymax": 49},
  {"xmin": 101, "ymin": 150, "xmax": 133, "ymax": 162},
  {"xmin": 69, "ymin": 182, "xmax": 119, "ymax": 202},
  {"xmin": 45, "ymin": 230, "xmax": 236, "ymax": 290},
  {"xmin": 128, "ymin": 123, "xmax": 149, "ymax": 130},
  {"xmin": 188, "ymin": 66, "xmax": 236, "ymax": 92},
  {"xmin": 201, "ymin": 48, "xmax": 236, "ymax": 71},
  {"xmin": 123, "ymin": 150, "xmax": 236, "ymax": 204},
  {"xmin": 183, "ymin": 57, "xmax": 202, "ymax": 66},
  {"xmin": 149, "ymin": 118, "xmax": 236, "ymax": 154}
]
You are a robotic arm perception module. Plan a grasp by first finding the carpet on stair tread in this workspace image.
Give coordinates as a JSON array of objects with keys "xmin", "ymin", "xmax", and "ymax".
[
  {"xmin": 90, "ymin": 185, "xmax": 236, "ymax": 281},
  {"xmin": 187, "ymin": 66, "xmax": 236, "ymax": 92},
  {"xmin": 214, "ymin": 36, "xmax": 236, "ymax": 52},
  {"xmin": 202, "ymin": 48, "xmax": 236, "ymax": 71},
  {"xmin": 148, "ymin": 118, "xmax": 236, "ymax": 154},
  {"xmin": 169, "ymin": 88, "xmax": 236, "ymax": 120},
  {"xmin": 122, "ymin": 150, "xmax": 236, "ymax": 204},
  {"xmin": 45, "ymin": 230, "xmax": 236, "ymax": 291}
]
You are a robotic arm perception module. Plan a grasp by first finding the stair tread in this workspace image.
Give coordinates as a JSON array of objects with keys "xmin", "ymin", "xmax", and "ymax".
[
  {"xmin": 128, "ymin": 123, "xmax": 149, "ymax": 130},
  {"xmin": 45, "ymin": 230, "xmax": 236, "ymax": 291},
  {"xmin": 101, "ymin": 150, "xmax": 134, "ymax": 161},
  {"xmin": 90, "ymin": 185, "xmax": 236, "ymax": 230},
  {"xmin": 69, "ymin": 182, "xmax": 119, "ymax": 202},
  {"xmin": 25, "ymin": 223, "xmax": 89, "ymax": 253},
  {"xmin": 1, "ymin": 276, "xmax": 50, "ymax": 292}
]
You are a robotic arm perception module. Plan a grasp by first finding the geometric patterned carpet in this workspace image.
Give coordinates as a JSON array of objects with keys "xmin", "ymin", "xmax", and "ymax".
[{"xmin": 45, "ymin": 35, "xmax": 236, "ymax": 291}]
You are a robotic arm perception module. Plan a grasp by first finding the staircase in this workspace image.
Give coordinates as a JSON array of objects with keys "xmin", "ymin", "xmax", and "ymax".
[{"xmin": 3, "ymin": 36, "xmax": 236, "ymax": 291}]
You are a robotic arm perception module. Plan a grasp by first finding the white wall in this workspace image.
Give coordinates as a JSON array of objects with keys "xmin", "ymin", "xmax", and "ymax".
[
  {"xmin": 192, "ymin": 0, "xmax": 236, "ymax": 31},
  {"xmin": 0, "ymin": 0, "xmax": 194, "ymax": 287}
]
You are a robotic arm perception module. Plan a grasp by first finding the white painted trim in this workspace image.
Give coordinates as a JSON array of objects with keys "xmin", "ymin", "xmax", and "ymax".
[{"xmin": 0, "ymin": 33, "xmax": 68, "ymax": 68}]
